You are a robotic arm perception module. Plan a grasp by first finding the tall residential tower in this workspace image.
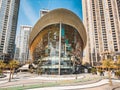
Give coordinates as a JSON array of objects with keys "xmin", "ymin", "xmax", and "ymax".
[
  {"xmin": 82, "ymin": 0, "xmax": 120, "ymax": 66},
  {"xmin": 0, "ymin": 0, "xmax": 20, "ymax": 61},
  {"xmin": 19, "ymin": 25, "xmax": 32, "ymax": 63}
]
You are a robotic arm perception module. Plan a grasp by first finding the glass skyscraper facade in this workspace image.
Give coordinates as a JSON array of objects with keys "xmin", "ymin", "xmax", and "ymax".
[{"xmin": 0, "ymin": 0, "xmax": 20, "ymax": 61}]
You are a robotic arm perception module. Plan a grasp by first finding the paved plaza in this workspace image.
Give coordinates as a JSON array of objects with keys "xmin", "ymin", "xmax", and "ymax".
[
  {"xmin": 27, "ymin": 79, "xmax": 120, "ymax": 90},
  {"xmin": 0, "ymin": 72, "xmax": 120, "ymax": 90}
]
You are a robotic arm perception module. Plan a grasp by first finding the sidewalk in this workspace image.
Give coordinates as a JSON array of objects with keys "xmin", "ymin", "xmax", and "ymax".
[
  {"xmin": 0, "ymin": 73, "xmax": 9, "ymax": 84},
  {"xmin": 0, "ymin": 73, "xmax": 120, "ymax": 90},
  {"xmin": 0, "ymin": 74, "xmax": 102, "ymax": 88},
  {"xmin": 29, "ymin": 75, "xmax": 84, "ymax": 80},
  {"xmin": 27, "ymin": 79, "xmax": 120, "ymax": 90},
  {"xmin": 0, "ymin": 73, "xmax": 19, "ymax": 83}
]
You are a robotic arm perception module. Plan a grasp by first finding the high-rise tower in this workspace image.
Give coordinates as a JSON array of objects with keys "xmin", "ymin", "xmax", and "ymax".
[
  {"xmin": 19, "ymin": 25, "xmax": 32, "ymax": 63},
  {"xmin": 0, "ymin": 0, "xmax": 20, "ymax": 61},
  {"xmin": 82, "ymin": 0, "xmax": 120, "ymax": 66}
]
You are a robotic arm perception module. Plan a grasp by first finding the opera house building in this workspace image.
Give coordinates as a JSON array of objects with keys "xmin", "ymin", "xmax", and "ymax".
[{"xmin": 29, "ymin": 8, "xmax": 87, "ymax": 74}]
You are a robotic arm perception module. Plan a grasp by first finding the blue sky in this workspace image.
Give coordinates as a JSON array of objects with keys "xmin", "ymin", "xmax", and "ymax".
[{"xmin": 17, "ymin": 0, "xmax": 83, "ymax": 35}]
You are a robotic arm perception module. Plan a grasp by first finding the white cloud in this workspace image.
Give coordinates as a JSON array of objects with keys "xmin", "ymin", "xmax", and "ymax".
[{"xmin": 21, "ymin": 0, "xmax": 38, "ymax": 25}]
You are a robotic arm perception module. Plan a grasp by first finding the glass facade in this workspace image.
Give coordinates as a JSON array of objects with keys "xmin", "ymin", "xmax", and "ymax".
[{"xmin": 32, "ymin": 23, "xmax": 83, "ymax": 74}]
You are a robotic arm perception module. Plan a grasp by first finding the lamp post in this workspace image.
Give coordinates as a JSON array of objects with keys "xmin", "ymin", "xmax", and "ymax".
[
  {"xmin": 75, "ymin": 64, "xmax": 78, "ymax": 79},
  {"xmin": 58, "ymin": 22, "xmax": 62, "ymax": 75}
]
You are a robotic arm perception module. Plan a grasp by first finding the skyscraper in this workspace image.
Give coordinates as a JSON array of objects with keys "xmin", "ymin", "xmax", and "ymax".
[
  {"xmin": 0, "ymin": 0, "xmax": 20, "ymax": 61},
  {"xmin": 19, "ymin": 25, "xmax": 32, "ymax": 63},
  {"xmin": 82, "ymin": 0, "xmax": 120, "ymax": 66}
]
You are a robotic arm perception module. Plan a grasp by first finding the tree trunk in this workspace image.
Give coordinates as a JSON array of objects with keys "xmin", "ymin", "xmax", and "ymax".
[
  {"xmin": 12, "ymin": 68, "xmax": 15, "ymax": 79},
  {"xmin": 2, "ymin": 67, "xmax": 5, "ymax": 75},
  {"xmin": 108, "ymin": 68, "xmax": 112, "ymax": 86},
  {"xmin": 9, "ymin": 69, "xmax": 12, "ymax": 82},
  {"xmin": 1, "ymin": 68, "xmax": 3, "ymax": 75},
  {"xmin": 76, "ymin": 73, "xmax": 77, "ymax": 79}
]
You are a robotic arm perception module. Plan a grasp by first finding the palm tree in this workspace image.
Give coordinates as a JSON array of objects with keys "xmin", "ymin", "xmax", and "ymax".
[
  {"xmin": 8, "ymin": 60, "xmax": 19, "ymax": 82},
  {"xmin": 0, "ymin": 60, "xmax": 6, "ymax": 75},
  {"xmin": 116, "ymin": 56, "xmax": 120, "ymax": 70},
  {"xmin": 102, "ymin": 59, "xmax": 114, "ymax": 86},
  {"xmin": 37, "ymin": 59, "xmax": 43, "ymax": 75},
  {"xmin": 114, "ymin": 56, "xmax": 120, "ymax": 78}
]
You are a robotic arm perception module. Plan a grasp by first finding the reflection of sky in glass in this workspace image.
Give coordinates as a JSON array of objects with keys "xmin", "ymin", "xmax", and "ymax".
[{"xmin": 17, "ymin": 0, "xmax": 82, "ymax": 35}]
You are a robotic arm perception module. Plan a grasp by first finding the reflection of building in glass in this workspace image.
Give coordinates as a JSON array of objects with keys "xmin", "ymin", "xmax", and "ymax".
[{"xmin": 29, "ymin": 8, "xmax": 87, "ymax": 74}]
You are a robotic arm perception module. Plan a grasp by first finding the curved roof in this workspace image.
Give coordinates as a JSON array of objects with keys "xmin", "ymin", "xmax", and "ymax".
[{"xmin": 29, "ymin": 8, "xmax": 87, "ymax": 49}]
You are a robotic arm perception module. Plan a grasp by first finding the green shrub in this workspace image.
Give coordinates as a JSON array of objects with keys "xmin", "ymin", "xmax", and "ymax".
[
  {"xmin": 115, "ymin": 71, "xmax": 120, "ymax": 77},
  {"xmin": 0, "ymin": 69, "xmax": 2, "ymax": 74},
  {"xmin": 91, "ymin": 68, "xmax": 97, "ymax": 74},
  {"xmin": 98, "ymin": 69, "xmax": 103, "ymax": 73}
]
